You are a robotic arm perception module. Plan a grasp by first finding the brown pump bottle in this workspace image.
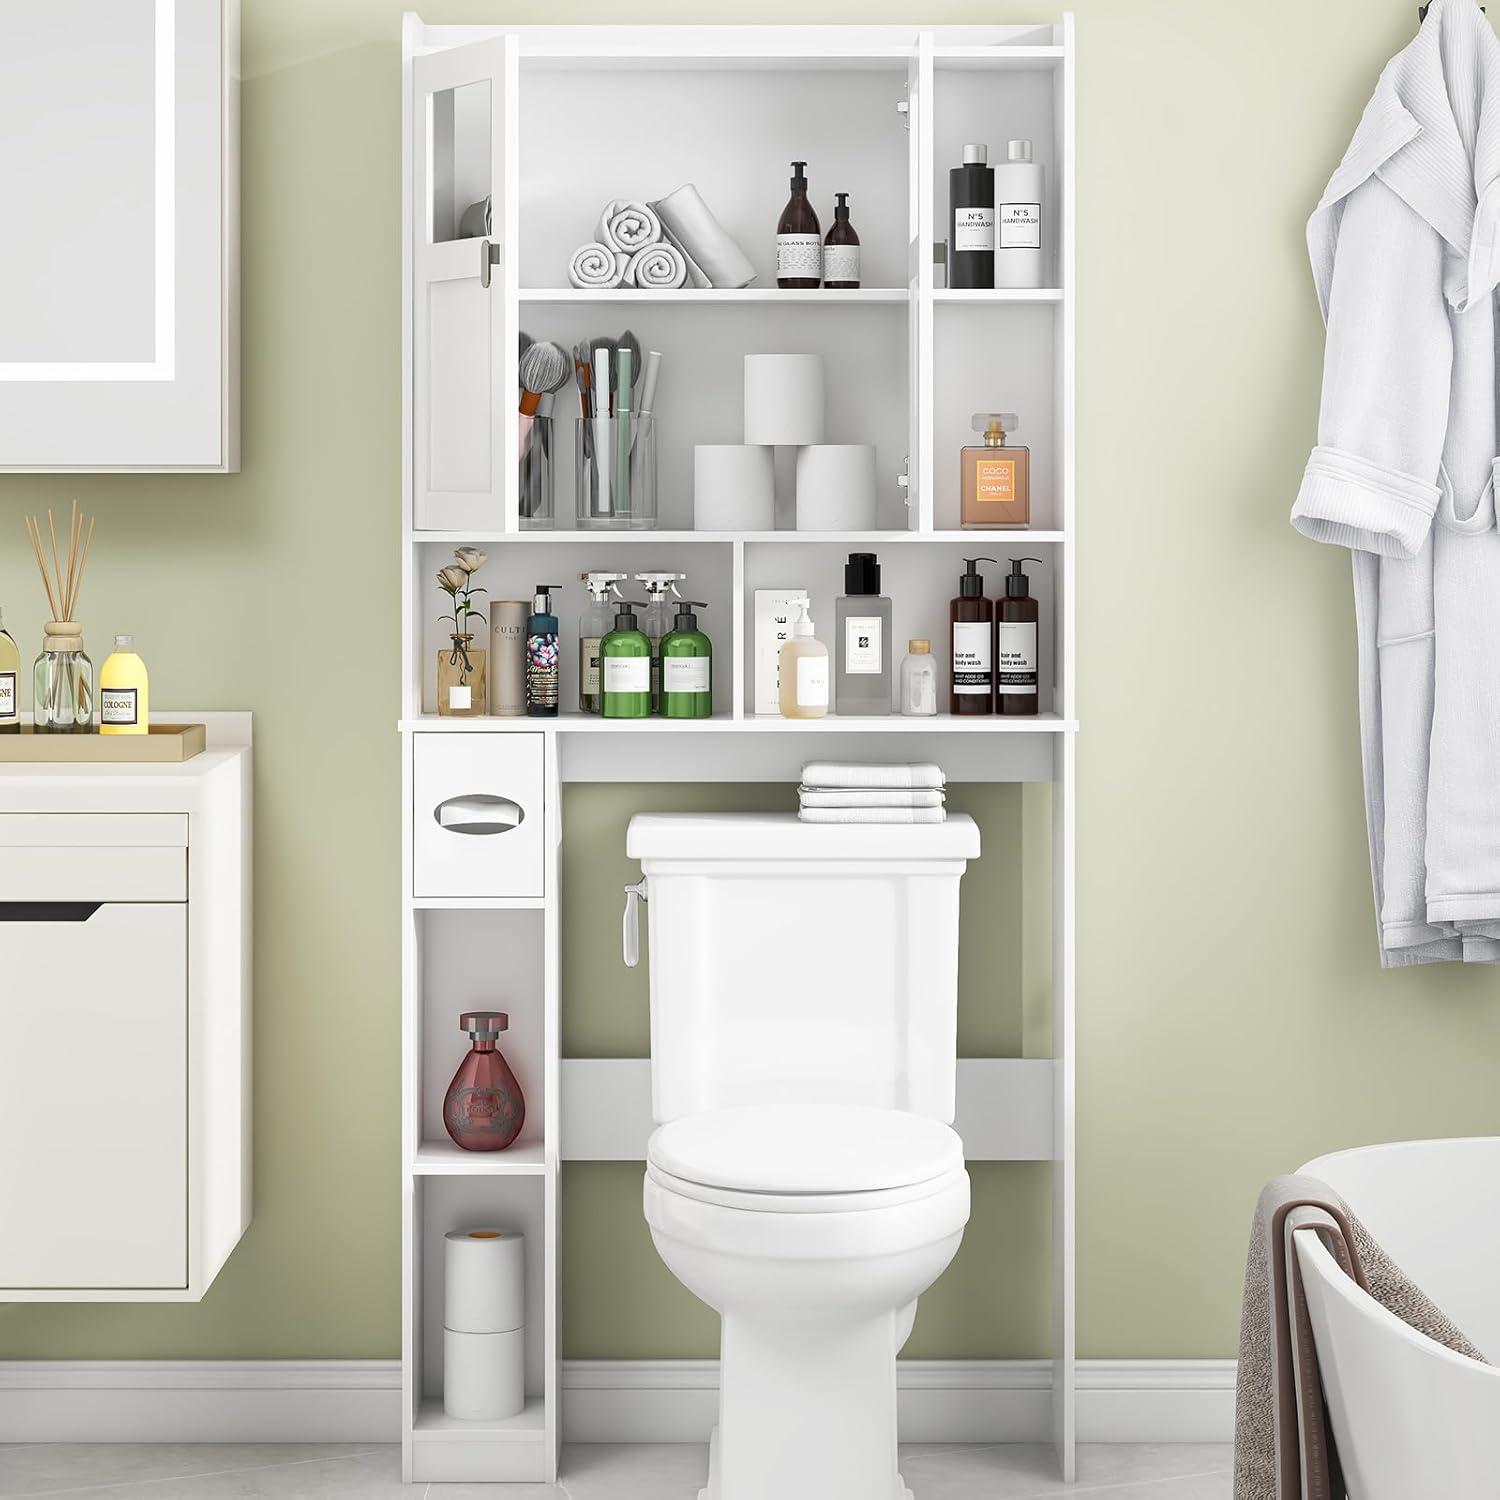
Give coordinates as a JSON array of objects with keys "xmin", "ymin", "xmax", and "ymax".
[
  {"xmin": 776, "ymin": 161, "xmax": 822, "ymax": 289},
  {"xmin": 997, "ymin": 558, "xmax": 1043, "ymax": 716},
  {"xmin": 949, "ymin": 557, "xmax": 997, "ymax": 716}
]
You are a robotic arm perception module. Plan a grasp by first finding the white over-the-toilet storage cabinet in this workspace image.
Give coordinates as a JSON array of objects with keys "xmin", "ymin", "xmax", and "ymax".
[
  {"xmin": 401, "ymin": 18, "xmax": 1076, "ymax": 1487},
  {"xmin": 0, "ymin": 726, "xmax": 251, "ymax": 1299}
]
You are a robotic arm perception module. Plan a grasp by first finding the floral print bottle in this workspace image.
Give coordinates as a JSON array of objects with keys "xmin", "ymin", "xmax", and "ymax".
[{"xmin": 444, "ymin": 1011, "xmax": 526, "ymax": 1151}]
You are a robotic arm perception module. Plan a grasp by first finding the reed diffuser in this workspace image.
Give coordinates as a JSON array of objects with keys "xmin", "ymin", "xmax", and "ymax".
[{"xmin": 24, "ymin": 502, "xmax": 96, "ymax": 732}]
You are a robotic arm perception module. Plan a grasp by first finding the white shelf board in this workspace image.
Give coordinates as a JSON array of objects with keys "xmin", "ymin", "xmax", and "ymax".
[
  {"xmin": 933, "ymin": 288, "xmax": 1064, "ymax": 303},
  {"xmin": 520, "ymin": 49, "xmax": 912, "ymax": 72},
  {"xmin": 413, "ymin": 1139, "xmax": 546, "ymax": 1175},
  {"xmin": 561, "ymin": 1057, "xmax": 1056, "ymax": 1161},
  {"xmin": 414, "ymin": 1396, "xmax": 547, "ymax": 1439},
  {"xmin": 519, "ymin": 287, "xmax": 906, "ymax": 305},
  {"xmin": 408, "ymin": 530, "xmax": 1066, "ymax": 545},
  {"xmin": 402, "ymin": 712, "xmax": 1073, "ymax": 734},
  {"xmin": 932, "ymin": 44, "xmax": 1065, "ymax": 71},
  {"xmin": 412, "ymin": 896, "xmax": 546, "ymax": 911}
]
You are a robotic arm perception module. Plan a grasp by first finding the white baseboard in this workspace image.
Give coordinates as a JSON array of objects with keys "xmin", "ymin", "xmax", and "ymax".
[
  {"xmin": 563, "ymin": 1359, "xmax": 1237, "ymax": 1445},
  {"xmin": 0, "ymin": 1361, "xmax": 401, "ymax": 1444},
  {"xmin": 0, "ymin": 1358, "xmax": 1235, "ymax": 1446}
]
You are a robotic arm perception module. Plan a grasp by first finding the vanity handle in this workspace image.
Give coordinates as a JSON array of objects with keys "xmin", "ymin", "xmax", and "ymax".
[
  {"xmin": 434, "ymin": 794, "xmax": 525, "ymax": 836},
  {"xmin": 0, "ymin": 902, "xmax": 102, "ymax": 922},
  {"xmin": 622, "ymin": 879, "xmax": 648, "ymax": 968}
]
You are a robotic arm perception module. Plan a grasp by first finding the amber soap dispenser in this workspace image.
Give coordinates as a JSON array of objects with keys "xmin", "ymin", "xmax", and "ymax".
[{"xmin": 961, "ymin": 412, "xmax": 1030, "ymax": 528}]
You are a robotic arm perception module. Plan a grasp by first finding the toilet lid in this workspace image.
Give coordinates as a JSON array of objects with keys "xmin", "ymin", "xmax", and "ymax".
[{"xmin": 647, "ymin": 1105, "xmax": 963, "ymax": 1196}]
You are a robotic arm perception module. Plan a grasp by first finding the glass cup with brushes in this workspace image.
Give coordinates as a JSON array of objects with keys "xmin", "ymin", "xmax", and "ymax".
[
  {"xmin": 518, "ymin": 336, "xmax": 569, "ymax": 529},
  {"xmin": 573, "ymin": 333, "xmax": 661, "ymax": 528}
]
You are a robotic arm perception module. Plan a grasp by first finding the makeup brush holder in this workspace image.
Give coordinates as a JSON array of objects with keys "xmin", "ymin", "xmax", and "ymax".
[
  {"xmin": 519, "ymin": 414, "xmax": 555, "ymax": 530},
  {"xmin": 575, "ymin": 415, "xmax": 657, "ymax": 530}
]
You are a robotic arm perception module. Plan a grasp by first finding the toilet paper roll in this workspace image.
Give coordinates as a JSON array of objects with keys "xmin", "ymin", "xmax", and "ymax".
[
  {"xmin": 743, "ymin": 355, "xmax": 825, "ymax": 447},
  {"xmin": 445, "ymin": 1228, "xmax": 525, "ymax": 1334},
  {"xmin": 795, "ymin": 445, "xmax": 879, "ymax": 531},
  {"xmin": 694, "ymin": 445, "xmax": 775, "ymax": 531},
  {"xmin": 443, "ymin": 1327, "xmax": 526, "ymax": 1421}
]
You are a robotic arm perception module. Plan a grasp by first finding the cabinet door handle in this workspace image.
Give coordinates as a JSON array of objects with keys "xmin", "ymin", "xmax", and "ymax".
[
  {"xmin": 0, "ymin": 902, "xmax": 102, "ymax": 922},
  {"xmin": 480, "ymin": 237, "xmax": 502, "ymax": 290},
  {"xmin": 434, "ymin": 794, "xmax": 524, "ymax": 836}
]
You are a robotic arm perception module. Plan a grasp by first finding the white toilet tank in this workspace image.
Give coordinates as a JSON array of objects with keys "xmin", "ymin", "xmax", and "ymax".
[{"xmin": 626, "ymin": 813, "xmax": 980, "ymax": 1124}]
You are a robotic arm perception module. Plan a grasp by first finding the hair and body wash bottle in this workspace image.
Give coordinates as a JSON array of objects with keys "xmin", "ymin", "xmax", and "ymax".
[
  {"xmin": 997, "ymin": 558, "xmax": 1042, "ymax": 716},
  {"xmin": 949, "ymin": 559, "xmax": 996, "ymax": 715},
  {"xmin": 778, "ymin": 601, "xmax": 828, "ymax": 719},
  {"xmin": 834, "ymin": 552, "xmax": 891, "ymax": 716}
]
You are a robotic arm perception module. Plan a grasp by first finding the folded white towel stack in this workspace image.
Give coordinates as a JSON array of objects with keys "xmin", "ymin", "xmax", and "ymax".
[{"xmin": 797, "ymin": 763, "xmax": 947, "ymax": 824}]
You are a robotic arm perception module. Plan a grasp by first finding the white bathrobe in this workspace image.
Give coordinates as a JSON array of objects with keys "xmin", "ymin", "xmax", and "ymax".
[{"xmin": 1293, "ymin": 0, "xmax": 1500, "ymax": 966}]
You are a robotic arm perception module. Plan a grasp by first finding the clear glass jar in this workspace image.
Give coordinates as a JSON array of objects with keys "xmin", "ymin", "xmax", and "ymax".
[
  {"xmin": 519, "ymin": 413, "xmax": 554, "ymax": 530},
  {"xmin": 899, "ymin": 639, "xmax": 939, "ymax": 717},
  {"xmin": 576, "ymin": 414, "xmax": 657, "ymax": 529},
  {"xmin": 33, "ymin": 622, "xmax": 93, "ymax": 732}
]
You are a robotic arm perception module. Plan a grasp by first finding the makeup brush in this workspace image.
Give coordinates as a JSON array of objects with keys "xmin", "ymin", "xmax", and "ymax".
[
  {"xmin": 519, "ymin": 339, "xmax": 569, "ymax": 453},
  {"xmin": 617, "ymin": 329, "xmax": 642, "ymax": 409}
]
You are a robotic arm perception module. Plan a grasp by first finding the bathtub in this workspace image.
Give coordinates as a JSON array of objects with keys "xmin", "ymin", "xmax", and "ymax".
[{"xmin": 1295, "ymin": 1138, "xmax": 1500, "ymax": 1499}]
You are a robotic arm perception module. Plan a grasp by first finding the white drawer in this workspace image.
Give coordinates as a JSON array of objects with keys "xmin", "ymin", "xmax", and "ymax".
[
  {"xmin": 413, "ymin": 733, "xmax": 544, "ymax": 899},
  {"xmin": 0, "ymin": 814, "xmax": 187, "ymax": 901}
]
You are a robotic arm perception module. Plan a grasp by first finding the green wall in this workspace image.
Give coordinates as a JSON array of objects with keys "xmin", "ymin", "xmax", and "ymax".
[{"xmin": 5, "ymin": 0, "xmax": 1499, "ymax": 1364}]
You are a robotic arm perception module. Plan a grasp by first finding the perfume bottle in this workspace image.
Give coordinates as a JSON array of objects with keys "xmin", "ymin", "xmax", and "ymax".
[
  {"xmin": 960, "ymin": 412, "xmax": 1030, "ymax": 528},
  {"xmin": 444, "ymin": 1012, "xmax": 526, "ymax": 1152}
]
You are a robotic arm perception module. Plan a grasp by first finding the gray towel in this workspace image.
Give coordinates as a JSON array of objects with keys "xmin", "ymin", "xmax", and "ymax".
[{"xmin": 1233, "ymin": 1174, "xmax": 1485, "ymax": 1500}]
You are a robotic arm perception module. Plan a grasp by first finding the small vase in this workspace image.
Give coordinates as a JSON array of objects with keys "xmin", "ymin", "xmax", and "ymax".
[
  {"xmin": 444, "ymin": 1011, "xmax": 526, "ymax": 1152},
  {"xmin": 437, "ymin": 634, "xmax": 486, "ymax": 717},
  {"xmin": 32, "ymin": 621, "xmax": 93, "ymax": 732}
]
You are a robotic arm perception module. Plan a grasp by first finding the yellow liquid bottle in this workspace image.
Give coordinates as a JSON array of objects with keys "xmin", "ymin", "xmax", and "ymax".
[{"xmin": 99, "ymin": 634, "xmax": 149, "ymax": 735}]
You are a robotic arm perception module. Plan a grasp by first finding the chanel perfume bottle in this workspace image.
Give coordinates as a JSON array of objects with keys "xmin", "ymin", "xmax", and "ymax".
[
  {"xmin": 444, "ymin": 1011, "xmax": 526, "ymax": 1152},
  {"xmin": 960, "ymin": 412, "xmax": 1030, "ymax": 529}
]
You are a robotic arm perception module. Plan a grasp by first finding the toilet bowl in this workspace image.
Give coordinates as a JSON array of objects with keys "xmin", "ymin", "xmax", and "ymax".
[
  {"xmin": 643, "ymin": 1105, "xmax": 971, "ymax": 1500},
  {"xmin": 625, "ymin": 813, "xmax": 981, "ymax": 1500}
]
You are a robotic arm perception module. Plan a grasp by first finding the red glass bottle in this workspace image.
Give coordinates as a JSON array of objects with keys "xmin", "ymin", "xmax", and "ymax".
[{"xmin": 444, "ymin": 1011, "xmax": 526, "ymax": 1151}]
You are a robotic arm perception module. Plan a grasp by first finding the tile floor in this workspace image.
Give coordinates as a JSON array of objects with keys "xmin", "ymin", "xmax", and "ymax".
[{"xmin": 0, "ymin": 1441, "xmax": 1234, "ymax": 1497}]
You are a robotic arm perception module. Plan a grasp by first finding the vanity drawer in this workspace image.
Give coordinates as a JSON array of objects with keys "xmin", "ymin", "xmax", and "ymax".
[
  {"xmin": 412, "ymin": 734, "xmax": 544, "ymax": 899},
  {"xmin": 0, "ymin": 813, "xmax": 187, "ymax": 902}
]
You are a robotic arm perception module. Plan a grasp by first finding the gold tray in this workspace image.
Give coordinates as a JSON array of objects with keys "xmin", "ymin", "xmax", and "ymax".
[{"xmin": 0, "ymin": 723, "xmax": 207, "ymax": 763}]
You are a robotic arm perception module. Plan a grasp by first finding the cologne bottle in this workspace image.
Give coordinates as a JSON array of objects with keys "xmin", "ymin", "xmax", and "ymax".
[
  {"xmin": 834, "ymin": 552, "xmax": 892, "ymax": 716},
  {"xmin": 960, "ymin": 413, "xmax": 1030, "ymax": 529},
  {"xmin": 444, "ymin": 1011, "xmax": 526, "ymax": 1152},
  {"xmin": 0, "ymin": 608, "xmax": 19, "ymax": 733},
  {"xmin": 99, "ymin": 634, "xmax": 149, "ymax": 735}
]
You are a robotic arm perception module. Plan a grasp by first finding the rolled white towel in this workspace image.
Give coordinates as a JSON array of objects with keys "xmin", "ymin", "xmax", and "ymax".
[
  {"xmin": 798, "ymin": 806, "xmax": 947, "ymax": 825},
  {"xmin": 568, "ymin": 242, "xmax": 627, "ymax": 290},
  {"xmin": 801, "ymin": 761, "xmax": 947, "ymax": 791},
  {"xmin": 597, "ymin": 199, "xmax": 662, "ymax": 256},
  {"xmin": 626, "ymin": 241, "xmax": 687, "ymax": 290},
  {"xmin": 651, "ymin": 184, "xmax": 756, "ymax": 289}
]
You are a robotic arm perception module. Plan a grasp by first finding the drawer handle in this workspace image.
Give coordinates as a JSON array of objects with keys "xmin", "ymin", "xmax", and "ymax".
[
  {"xmin": 0, "ymin": 902, "xmax": 102, "ymax": 922},
  {"xmin": 434, "ymin": 794, "xmax": 525, "ymax": 836}
]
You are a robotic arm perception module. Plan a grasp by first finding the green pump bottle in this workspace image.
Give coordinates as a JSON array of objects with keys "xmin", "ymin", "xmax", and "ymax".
[
  {"xmin": 600, "ymin": 601, "xmax": 652, "ymax": 719},
  {"xmin": 659, "ymin": 601, "xmax": 713, "ymax": 719}
]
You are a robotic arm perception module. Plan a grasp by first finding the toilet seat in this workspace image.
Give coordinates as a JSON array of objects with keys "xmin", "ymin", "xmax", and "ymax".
[{"xmin": 646, "ymin": 1104, "xmax": 964, "ymax": 1211}]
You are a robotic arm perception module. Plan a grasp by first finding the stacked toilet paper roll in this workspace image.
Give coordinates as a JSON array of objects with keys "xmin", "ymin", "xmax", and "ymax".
[
  {"xmin": 443, "ymin": 1228, "xmax": 525, "ymax": 1421},
  {"xmin": 692, "ymin": 355, "xmax": 879, "ymax": 532}
]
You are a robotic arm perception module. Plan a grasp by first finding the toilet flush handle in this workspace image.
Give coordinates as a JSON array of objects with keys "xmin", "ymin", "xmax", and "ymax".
[{"xmin": 622, "ymin": 879, "xmax": 648, "ymax": 968}]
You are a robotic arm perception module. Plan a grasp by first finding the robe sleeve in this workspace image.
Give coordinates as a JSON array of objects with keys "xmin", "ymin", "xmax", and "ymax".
[{"xmin": 1291, "ymin": 176, "xmax": 1453, "ymax": 558}]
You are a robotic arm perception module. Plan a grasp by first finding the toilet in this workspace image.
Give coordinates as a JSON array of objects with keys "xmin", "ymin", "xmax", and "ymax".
[{"xmin": 623, "ymin": 811, "xmax": 980, "ymax": 1500}]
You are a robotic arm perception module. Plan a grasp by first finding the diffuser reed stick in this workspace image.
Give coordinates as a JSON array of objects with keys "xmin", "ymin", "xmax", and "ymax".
[{"xmin": 23, "ymin": 500, "xmax": 95, "ymax": 622}]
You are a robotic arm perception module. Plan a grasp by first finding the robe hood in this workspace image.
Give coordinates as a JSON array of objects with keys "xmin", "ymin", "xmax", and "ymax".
[{"xmin": 1310, "ymin": 0, "xmax": 1500, "ymax": 314}]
